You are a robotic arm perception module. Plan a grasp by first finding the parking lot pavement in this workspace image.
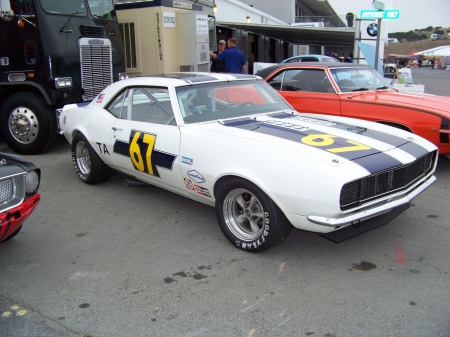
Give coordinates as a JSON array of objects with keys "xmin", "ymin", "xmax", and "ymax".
[
  {"xmin": 0, "ymin": 135, "xmax": 448, "ymax": 337},
  {"xmin": 409, "ymin": 67, "xmax": 450, "ymax": 96},
  {"xmin": 0, "ymin": 293, "xmax": 79, "ymax": 337}
]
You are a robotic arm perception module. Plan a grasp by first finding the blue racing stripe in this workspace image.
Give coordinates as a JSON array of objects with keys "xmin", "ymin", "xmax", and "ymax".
[
  {"xmin": 397, "ymin": 141, "xmax": 431, "ymax": 159},
  {"xmin": 272, "ymin": 114, "xmax": 429, "ymax": 160},
  {"xmin": 223, "ymin": 118, "xmax": 404, "ymax": 173},
  {"xmin": 352, "ymin": 155, "xmax": 404, "ymax": 174}
]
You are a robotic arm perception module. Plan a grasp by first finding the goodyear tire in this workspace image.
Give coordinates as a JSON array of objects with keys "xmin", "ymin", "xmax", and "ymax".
[
  {"xmin": 72, "ymin": 133, "xmax": 112, "ymax": 184},
  {"xmin": 215, "ymin": 178, "xmax": 292, "ymax": 252},
  {"xmin": 0, "ymin": 93, "xmax": 57, "ymax": 154}
]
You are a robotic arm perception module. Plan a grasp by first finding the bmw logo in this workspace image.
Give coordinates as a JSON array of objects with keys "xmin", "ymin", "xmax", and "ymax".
[{"xmin": 367, "ymin": 23, "xmax": 378, "ymax": 37}]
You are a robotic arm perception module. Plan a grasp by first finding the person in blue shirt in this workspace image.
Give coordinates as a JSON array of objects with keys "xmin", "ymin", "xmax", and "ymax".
[{"xmin": 210, "ymin": 38, "xmax": 246, "ymax": 74}]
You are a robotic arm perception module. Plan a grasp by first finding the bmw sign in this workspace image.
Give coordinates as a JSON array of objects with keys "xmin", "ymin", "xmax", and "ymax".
[{"xmin": 367, "ymin": 23, "xmax": 378, "ymax": 37}]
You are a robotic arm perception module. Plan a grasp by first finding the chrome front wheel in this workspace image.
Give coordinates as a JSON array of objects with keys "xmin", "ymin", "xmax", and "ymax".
[
  {"xmin": 215, "ymin": 178, "xmax": 292, "ymax": 252},
  {"xmin": 223, "ymin": 187, "xmax": 265, "ymax": 241}
]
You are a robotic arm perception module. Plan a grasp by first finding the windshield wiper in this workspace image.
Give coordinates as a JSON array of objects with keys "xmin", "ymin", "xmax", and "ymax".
[
  {"xmin": 351, "ymin": 88, "xmax": 370, "ymax": 92},
  {"xmin": 376, "ymin": 86, "xmax": 390, "ymax": 90},
  {"xmin": 60, "ymin": 11, "xmax": 83, "ymax": 33},
  {"xmin": 93, "ymin": 14, "xmax": 116, "ymax": 35}
]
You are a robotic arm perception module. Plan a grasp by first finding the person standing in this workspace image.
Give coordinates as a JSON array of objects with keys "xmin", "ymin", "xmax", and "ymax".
[
  {"xmin": 209, "ymin": 38, "xmax": 246, "ymax": 74},
  {"xmin": 430, "ymin": 58, "xmax": 435, "ymax": 70},
  {"xmin": 210, "ymin": 40, "xmax": 226, "ymax": 73}
]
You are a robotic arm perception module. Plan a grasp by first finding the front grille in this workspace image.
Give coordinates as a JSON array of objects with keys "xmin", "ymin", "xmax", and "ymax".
[
  {"xmin": 65, "ymin": 91, "xmax": 83, "ymax": 104},
  {"xmin": 340, "ymin": 151, "xmax": 436, "ymax": 211},
  {"xmin": 80, "ymin": 25, "xmax": 104, "ymax": 37},
  {"xmin": 80, "ymin": 39, "xmax": 113, "ymax": 101},
  {"xmin": 0, "ymin": 178, "xmax": 14, "ymax": 206}
]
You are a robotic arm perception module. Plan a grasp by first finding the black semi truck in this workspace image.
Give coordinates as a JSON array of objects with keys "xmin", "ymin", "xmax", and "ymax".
[{"xmin": 0, "ymin": 0, "xmax": 126, "ymax": 154}]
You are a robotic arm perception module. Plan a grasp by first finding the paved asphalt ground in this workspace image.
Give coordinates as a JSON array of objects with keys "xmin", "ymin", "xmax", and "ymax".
[{"xmin": 0, "ymin": 67, "xmax": 449, "ymax": 337}]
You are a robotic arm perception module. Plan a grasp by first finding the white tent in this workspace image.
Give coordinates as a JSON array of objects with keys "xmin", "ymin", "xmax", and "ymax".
[{"xmin": 413, "ymin": 46, "xmax": 450, "ymax": 56}]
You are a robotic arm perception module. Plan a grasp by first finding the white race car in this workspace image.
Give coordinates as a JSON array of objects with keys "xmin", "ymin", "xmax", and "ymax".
[{"xmin": 59, "ymin": 73, "xmax": 438, "ymax": 252}]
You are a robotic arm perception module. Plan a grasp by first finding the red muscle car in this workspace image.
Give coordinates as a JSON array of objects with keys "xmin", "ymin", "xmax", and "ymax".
[{"xmin": 257, "ymin": 63, "xmax": 450, "ymax": 156}]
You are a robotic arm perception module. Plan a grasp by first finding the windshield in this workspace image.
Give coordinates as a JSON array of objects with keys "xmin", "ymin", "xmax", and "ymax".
[
  {"xmin": 88, "ymin": 0, "xmax": 116, "ymax": 19},
  {"xmin": 176, "ymin": 80, "xmax": 292, "ymax": 124},
  {"xmin": 41, "ymin": 0, "xmax": 87, "ymax": 15},
  {"xmin": 330, "ymin": 68, "xmax": 393, "ymax": 93}
]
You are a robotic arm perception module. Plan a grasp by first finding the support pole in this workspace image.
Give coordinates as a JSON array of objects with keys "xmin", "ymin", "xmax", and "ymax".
[
  {"xmin": 374, "ymin": 17, "xmax": 382, "ymax": 73},
  {"xmin": 353, "ymin": 19, "xmax": 361, "ymax": 64}
]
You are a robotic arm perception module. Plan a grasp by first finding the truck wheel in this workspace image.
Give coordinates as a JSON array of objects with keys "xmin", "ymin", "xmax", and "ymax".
[
  {"xmin": 215, "ymin": 178, "xmax": 292, "ymax": 252},
  {"xmin": 0, "ymin": 93, "xmax": 57, "ymax": 154},
  {"xmin": 72, "ymin": 133, "xmax": 112, "ymax": 184}
]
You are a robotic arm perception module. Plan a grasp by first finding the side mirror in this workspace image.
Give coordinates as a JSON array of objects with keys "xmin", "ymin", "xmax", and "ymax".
[{"xmin": 0, "ymin": 0, "xmax": 12, "ymax": 13}]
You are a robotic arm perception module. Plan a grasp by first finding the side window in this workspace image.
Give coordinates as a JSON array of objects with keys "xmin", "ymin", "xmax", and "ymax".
[
  {"xmin": 290, "ymin": 69, "xmax": 331, "ymax": 93},
  {"xmin": 267, "ymin": 71, "xmax": 286, "ymax": 90},
  {"xmin": 268, "ymin": 70, "xmax": 292, "ymax": 90},
  {"xmin": 301, "ymin": 57, "xmax": 319, "ymax": 62},
  {"xmin": 268, "ymin": 70, "xmax": 304, "ymax": 91},
  {"xmin": 106, "ymin": 89, "xmax": 128, "ymax": 118},
  {"xmin": 130, "ymin": 87, "xmax": 175, "ymax": 125},
  {"xmin": 10, "ymin": 0, "xmax": 34, "ymax": 14}
]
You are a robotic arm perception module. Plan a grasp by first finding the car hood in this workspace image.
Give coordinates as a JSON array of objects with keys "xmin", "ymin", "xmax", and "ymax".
[
  {"xmin": 0, "ymin": 152, "xmax": 38, "ymax": 176},
  {"xmin": 199, "ymin": 112, "xmax": 434, "ymax": 174},
  {"xmin": 347, "ymin": 90, "xmax": 450, "ymax": 115}
]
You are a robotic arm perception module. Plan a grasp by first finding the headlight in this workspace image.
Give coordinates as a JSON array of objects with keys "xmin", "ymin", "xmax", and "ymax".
[
  {"xmin": 25, "ymin": 170, "xmax": 40, "ymax": 194},
  {"xmin": 55, "ymin": 77, "xmax": 72, "ymax": 88}
]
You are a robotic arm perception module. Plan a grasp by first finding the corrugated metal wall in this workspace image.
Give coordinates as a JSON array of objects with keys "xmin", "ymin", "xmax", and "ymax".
[{"xmin": 215, "ymin": 0, "xmax": 288, "ymax": 25}]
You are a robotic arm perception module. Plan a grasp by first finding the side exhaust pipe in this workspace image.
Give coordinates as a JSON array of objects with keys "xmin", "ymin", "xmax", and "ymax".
[{"xmin": 123, "ymin": 178, "xmax": 153, "ymax": 188}]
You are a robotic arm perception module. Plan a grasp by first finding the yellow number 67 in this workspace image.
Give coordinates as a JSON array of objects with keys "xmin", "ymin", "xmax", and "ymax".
[{"xmin": 301, "ymin": 134, "xmax": 371, "ymax": 153}]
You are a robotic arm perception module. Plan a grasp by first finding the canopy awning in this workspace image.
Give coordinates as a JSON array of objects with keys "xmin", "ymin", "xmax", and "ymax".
[{"xmin": 217, "ymin": 22, "xmax": 355, "ymax": 47}]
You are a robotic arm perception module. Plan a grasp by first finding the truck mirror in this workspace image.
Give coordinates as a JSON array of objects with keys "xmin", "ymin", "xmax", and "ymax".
[{"xmin": 0, "ymin": 0, "xmax": 12, "ymax": 14}]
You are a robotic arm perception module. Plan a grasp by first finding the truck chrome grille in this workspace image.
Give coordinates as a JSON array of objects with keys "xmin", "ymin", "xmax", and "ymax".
[
  {"xmin": 340, "ymin": 151, "xmax": 437, "ymax": 211},
  {"xmin": 79, "ymin": 38, "xmax": 113, "ymax": 101}
]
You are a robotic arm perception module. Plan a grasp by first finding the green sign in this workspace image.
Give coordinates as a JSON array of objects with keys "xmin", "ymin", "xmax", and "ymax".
[
  {"xmin": 359, "ymin": 10, "xmax": 400, "ymax": 20},
  {"xmin": 374, "ymin": 1, "xmax": 385, "ymax": 10}
]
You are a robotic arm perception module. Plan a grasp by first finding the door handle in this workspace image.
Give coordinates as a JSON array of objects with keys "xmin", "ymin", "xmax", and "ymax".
[{"xmin": 112, "ymin": 127, "xmax": 123, "ymax": 131}]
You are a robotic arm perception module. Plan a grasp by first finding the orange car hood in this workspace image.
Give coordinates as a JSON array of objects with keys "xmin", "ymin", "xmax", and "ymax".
[{"xmin": 347, "ymin": 90, "xmax": 450, "ymax": 115}]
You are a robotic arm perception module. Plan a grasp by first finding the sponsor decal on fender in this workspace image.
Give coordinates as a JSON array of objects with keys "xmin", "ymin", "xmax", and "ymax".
[
  {"xmin": 194, "ymin": 185, "xmax": 210, "ymax": 197},
  {"xmin": 182, "ymin": 156, "xmax": 193, "ymax": 165},
  {"xmin": 187, "ymin": 170, "xmax": 205, "ymax": 183},
  {"xmin": 184, "ymin": 178, "xmax": 194, "ymax": 190}
]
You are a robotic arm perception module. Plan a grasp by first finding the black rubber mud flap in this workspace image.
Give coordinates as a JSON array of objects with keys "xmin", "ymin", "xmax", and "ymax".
[{"xmin": 320, "ymin": 203, "xmax": 410, "ymax": 243}]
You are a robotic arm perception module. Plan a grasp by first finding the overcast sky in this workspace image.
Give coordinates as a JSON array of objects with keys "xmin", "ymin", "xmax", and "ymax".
[{"xmin": 327, "ymin": 0, "xmax": 449, "ymax": 33}]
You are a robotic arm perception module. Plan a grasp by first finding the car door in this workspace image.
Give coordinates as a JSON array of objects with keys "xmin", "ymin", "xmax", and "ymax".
[
  {"xmin": 335, "ymin": 69, "xmax": 395, "ymax": 124},
  {"xmin": 107, "ymin": 86, "xmax": 186, "ymax": 195},
  {"xmin": 267, "ymin": 68, "xmax": 341, "ymax": 115}
]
